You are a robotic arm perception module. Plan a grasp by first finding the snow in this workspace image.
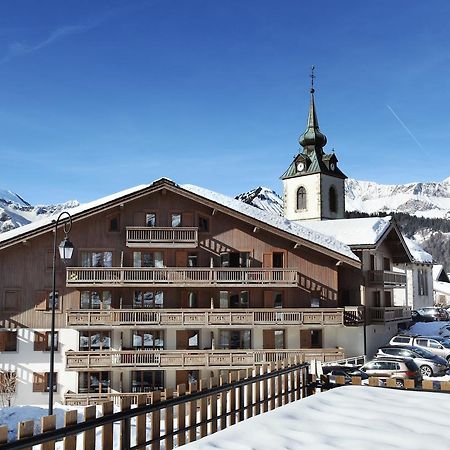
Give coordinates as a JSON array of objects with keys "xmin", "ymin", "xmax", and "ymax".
[
  {"xmin": 0, "ymin": 188, "xmax": 30, "ymax": 207},
  {"xmin": 182, "ymin": 385, "xmax": 450, "ymax": 450},
  {"xmin": 434, "ymin": 280, "xmax": 450, "ymax": 296},
  {"xmin": 300, "ymin": 216, "xmax": 392, "ymax": 246},
  {"xmin": 402, "ymin": 236, "xmax": 433, "ymax": 264},
  {"xmin": 181, "ymin": 184, "xmax": 359, "ymax": 261}
]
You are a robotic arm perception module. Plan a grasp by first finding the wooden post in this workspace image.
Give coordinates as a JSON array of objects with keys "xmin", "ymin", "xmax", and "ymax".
[
  {"xmin": 101, "ymin": 401, "xmax": 114, "ymax": 450},
  {"xmin": 219, "ymin": 375, "xmax": 227, "ymax": 430},
  {"xmin": 228, "ymin": 372, "xmax": 236, "ymax": 425},
  {"xmin": 351, "ymin": 376, "xmax": 362, "ymax": 386},
  {"xmin": 368, "ymin": 377, "xmax": 379, "ymax": 387},
  {"xmin": 210, "ymin": 377, "xmax": 218, "ymax": 433},
  {"xmin": 301, "ymin": 367, "xmax": 308, "ymax": 399},
  {"xmin": 120, "ymin": 397, "xmax": 132, "ymax": 450},
  {"xmin": 136, "ymin": 395, "xmax": 147, "ymax": 450},
  {"xmin": 261, "ymin": 364, "xmax": 269, "ymax": 413},
  {"xmin": 404, "ymin": 379, "xmax": 415, "ymax": 389},
  {"xmin": 386, "ymin": 378, "xmax": 397, "ymax": 388},
  {"xmin": 63, "ymin": 410, "xmax": 77, "ymax": 450},
  {"xmin": 151, "ymin": 391, "xmax": 161, "ymax": 450},
  {"xmin": 246, "ymin": 373, "xmax": 253, "ymax": 419},
  {"xmin": 440, "ymin": 381, "xmax": 450, "ymax": 391},
  {"xmin": 422, "ymin": 379, "xmax": 433, "ymax": 391},
  {"xmin": 254, "ymin": 366, "xmax": 261, "ymax": 416},
  {"xmin": 0, "ymin": 425, "xmax": 8, "ymax": 445},
  {"xmin": 269, "ymin": 362, "xmax": 275, "ymax": 410},
  {"xmin": 236, "ymin": 371, "xmax": 245, "ymax": 422},
  {"xmin": 282, "ymin": 362, "xmax": 289, "ymax": 405},
  {"xmin": 289, "ymin": 365, "xmax": 295, "ymax": 403},
  {"xmin": 18, "ymin": 420, "xmax": 34, "ymax": 450},
  {"xmin": 164, "ymin": 388, "xmax": 174, "ymax": 450},
  {"xmin": 41, "ymin": 415, "xmax": 56, "ymax": 450},
  {"xmin": 83, "ymin": 405, "xmax": 96, "ymax": 450},
  {"xmin": 188, "ymin": 382, "xmax": 197, "ymax": 442},
  {"xmin": 177, "ymin": 384, "xmax": 187, "ymax": 447},
  {"xmin": 335, "ymin": 375, "xmax": 346, "ymax": 386},
  {"xmin": 198, "ymin": 379, "xmax": 208, "ymax": 438}
]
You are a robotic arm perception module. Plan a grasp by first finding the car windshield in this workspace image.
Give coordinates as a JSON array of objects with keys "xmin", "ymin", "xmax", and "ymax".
[
  {"xmin": 439, "ymin": 338, "xmax": 450, "ymax": 348},
  {"xmin": 412, "ymin": 347, "xmax": 435, "ymax": 358}
]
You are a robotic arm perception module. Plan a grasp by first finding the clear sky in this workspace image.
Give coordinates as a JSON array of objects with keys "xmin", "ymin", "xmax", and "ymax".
[{"xmin": 1, "ymin": 0, "xmax": 450, "ymax": 204}]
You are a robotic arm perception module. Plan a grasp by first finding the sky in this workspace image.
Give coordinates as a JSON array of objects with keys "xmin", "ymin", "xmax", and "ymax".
[{"xmin": 1, "ymin": 0, "xmax": 450, "ymax": 204}]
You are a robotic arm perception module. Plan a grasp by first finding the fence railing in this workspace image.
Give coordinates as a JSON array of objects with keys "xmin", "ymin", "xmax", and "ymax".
[
  {"xmin": 66, "ymin": 267, "xmax": 300, "ymax": 288},
  {"xmin": 65, "ymin": 348, "xmax": 345, "ymax": 370},
  {"xmin": 367, "ymin": 306, "xmax": 411, "ymax": 322},
  {"xmin": 66, "ymin": 307, "xmax": 348, "ymax": 327},
  {"xmin": 0, "ymin": 358, "xmax": 310, "ymax": 450},
  {"xmin": 126, "ymin": 227, "xmax": 199, "ymax": 248},
  {"xmin": 365, "ymin": 270, "xmax": 407, "ymax": 287}
]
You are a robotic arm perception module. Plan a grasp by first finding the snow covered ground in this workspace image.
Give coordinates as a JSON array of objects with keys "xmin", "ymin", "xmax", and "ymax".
[{"xmin": 182, "ymin": 385, "xmax": 450, "ymax": 450}]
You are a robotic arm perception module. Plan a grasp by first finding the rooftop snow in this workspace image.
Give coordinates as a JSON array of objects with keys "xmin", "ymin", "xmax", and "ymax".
[
  {"xmin": 300, "ymin": 216, "xmax": 392, "ymax": 247},
  {"xmin": 403, "ymin": 236, "xmax": 433, "ymax": 264},
  {"xmin": 181, "ymin": 184, "xmax": 358, "ymax": 261}
]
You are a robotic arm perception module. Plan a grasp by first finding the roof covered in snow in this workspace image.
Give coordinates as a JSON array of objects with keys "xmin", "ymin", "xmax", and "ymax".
[
  {"xmin": 403, "ymin": 236, "xmax": 433, "ymax": 264},
  {"xmin": 0, "ymin": 179, "xmax": 359, "ymax": 263},
  {"xmin": 300, "ymin": 216, "xmax": 392, "ymax": 247}
]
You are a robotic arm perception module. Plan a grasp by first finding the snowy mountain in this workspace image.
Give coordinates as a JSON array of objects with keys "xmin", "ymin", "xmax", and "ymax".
[
  {"xmin": 0, "ymin": 188, "xmax": 79, "ymax": 233},
  {"xmin": 235, "ymin": 187, "xmax": 284, "ymax": 216}
]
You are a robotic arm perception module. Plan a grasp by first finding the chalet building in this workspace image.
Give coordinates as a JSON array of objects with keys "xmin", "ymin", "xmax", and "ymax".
[{"xmin": 0, "ymin": 81, "xmax": 418, "ymax": 406}]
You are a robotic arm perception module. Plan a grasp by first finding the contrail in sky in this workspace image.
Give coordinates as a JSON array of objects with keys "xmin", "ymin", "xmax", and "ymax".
[{"xmin": 386, "ymin": 104, "xmax": 424, "ymax": 150}]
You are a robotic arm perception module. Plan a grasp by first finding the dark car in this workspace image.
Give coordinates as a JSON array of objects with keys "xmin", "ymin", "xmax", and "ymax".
[
  {"xmin": 412, "ymin": 307, "xmax": 449, "ymax": 322},
  {"xmin": 321, "ymin": 365, "xmax": 369, "ymax": 386},
  {"xmin": 376, "ymin": 345, "xmax": 449, "ymax": 377}
]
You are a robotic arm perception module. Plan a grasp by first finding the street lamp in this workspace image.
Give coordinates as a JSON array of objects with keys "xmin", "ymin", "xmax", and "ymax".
[{"xmin": 49, "ymin": 211, "xmax": 74, "ymax": 415}]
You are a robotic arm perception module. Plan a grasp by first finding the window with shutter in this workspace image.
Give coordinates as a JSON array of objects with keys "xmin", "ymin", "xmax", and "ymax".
[
  {"xmin": 33, "ymin": 372, "xmax": 46, "ymax": 392},
  {"xmin": 34, "ymin": 332, "xmax": 47, "ymax": 351},
  {"xmin": 0, "ymin": 331, "xmax": 17, "ymax": 352},
  {"xmin": 35, "ymin": 291, "xmax": 48, "ymax": 310}
]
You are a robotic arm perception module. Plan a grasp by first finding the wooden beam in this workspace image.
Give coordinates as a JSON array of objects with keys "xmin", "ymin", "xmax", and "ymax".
[
  {"xmin": 212, "ymin": 208, "xmax": 218, "ymax": 215},
  {"xmin": 253, "ymin": 227, "xmax": 259, "ymax": 233},
  {"xmin": 294, "ymin": 243, "xmax": 301, "ymax": 249}
]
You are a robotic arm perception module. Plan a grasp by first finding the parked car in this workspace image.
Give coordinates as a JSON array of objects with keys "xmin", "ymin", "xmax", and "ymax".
[
  {"xmin": 321, "ymin": 365, "xmax": 369, "ymax": 386},
  {"xmin": 389, "ymin": 335, "xmax": 450, "ymax": 361},
  {"xmin": 359, "ymin": 358, "xmax": 422, "ymax": 386},
  {"xmin": 376, "ymin": 345, "xmax": 448, "ymax": 377},
  {"xmin": 438, "ymin": 325, "xmax": 450, "ymax": 337},
  {"xmin": 412, "ymin": 307, "xmax": 449, "ymax": 322}
]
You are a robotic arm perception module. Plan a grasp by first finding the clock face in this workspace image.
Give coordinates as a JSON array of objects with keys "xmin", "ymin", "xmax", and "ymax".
[
  {"xmin": 330, "ymin": 163, "xmax": 335, "ymax": 170},
  {"xmin": 297, "ymin": 162, "xmax": 305, "ymax": 172}
]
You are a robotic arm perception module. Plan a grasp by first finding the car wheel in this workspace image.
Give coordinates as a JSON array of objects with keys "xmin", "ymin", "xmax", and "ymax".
[
  {"xmin": 447, "ymin": 355, "xmax": 450, "ymax": 363},
  {"xmin": 420, "ymin": 365, "xmax": 433, "ymax": 377},
  {"xmin": 395, "ymin": 380, "xmax": 404, "ymax": 388}
]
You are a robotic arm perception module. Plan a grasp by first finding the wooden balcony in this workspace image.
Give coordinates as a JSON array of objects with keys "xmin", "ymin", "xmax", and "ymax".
[
  {"xmin": 126, "ymin": 227, "xmax": 198, "ymax": 248},
  {"xmin": 367, "ymin": 306, "xmax": 412, "ymax": 323},
  {"xmin": 66, "ymin": 267, "xmax": 300, "ymax": 288},
  {"xmin": 65, "ymin": 348, "xmax": 344, "ymax": 370},
  {"xmin": 365, "ymin": 270, "xmax": 407, "ymax": 287},
  {"xmin": 64, "ymin": 392, "xmax": 156, "ymax": 407},
  {"xmin": 66, "ymin": 308, "xmax": 347, "ymax": 328}
]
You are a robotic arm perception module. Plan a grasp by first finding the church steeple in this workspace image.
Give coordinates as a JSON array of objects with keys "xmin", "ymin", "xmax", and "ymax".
[{"xmin": 299, "ymin": 66, "xmax": 327, "ymax": 151}]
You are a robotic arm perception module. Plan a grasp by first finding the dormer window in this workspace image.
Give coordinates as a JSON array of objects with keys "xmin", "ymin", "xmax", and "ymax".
[{"xmin": 297, "ymin": 186, "xmax": 307, "ymax": 210}]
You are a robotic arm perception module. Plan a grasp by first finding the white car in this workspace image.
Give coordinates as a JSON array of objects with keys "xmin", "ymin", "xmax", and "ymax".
[{"xmin": 389, "ymin": 335, "xmax": 450, "ymax": 362}]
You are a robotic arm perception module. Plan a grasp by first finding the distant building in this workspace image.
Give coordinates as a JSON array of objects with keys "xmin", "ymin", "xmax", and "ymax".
[{"xmin": 433, "ymin": 265, "xmax": 450, "ymax": 305}]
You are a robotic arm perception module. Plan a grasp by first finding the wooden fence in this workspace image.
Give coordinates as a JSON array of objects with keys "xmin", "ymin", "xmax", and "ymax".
[{"xmin": 0, "ymin": 358, "xmax": 310, "ymax": 449}]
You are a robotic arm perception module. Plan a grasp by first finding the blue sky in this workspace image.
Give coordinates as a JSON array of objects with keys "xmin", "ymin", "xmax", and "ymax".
[{"xmin": 1, "ymin": 0, "xmax": 450, "ymax": 204}]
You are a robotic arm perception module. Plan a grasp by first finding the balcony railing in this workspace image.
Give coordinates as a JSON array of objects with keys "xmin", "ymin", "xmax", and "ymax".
[
  {"xmin": 367, "ymin": 306, "xmax": 412, "ymax": 323},
  {"xmin": 365, "ymin": 270, "xmax": 407, "ymax": 287},
  {"xmin": 66, "ymin": 267, "xmax": 300, "ymax": 288},
  {"xmin": 65, "ymin": 348, "xmax": 344, "ymax": 370},
  {"xmin": 66, "ymin": 308, "xmax": 348, "ymax": 328},
  {"xmin": 126, "ymin": 227, "xmax": 198, "ymax": 248},
  {"xmin": 64, "ymin": 392, "xmax": 157, "ymax": 407}
]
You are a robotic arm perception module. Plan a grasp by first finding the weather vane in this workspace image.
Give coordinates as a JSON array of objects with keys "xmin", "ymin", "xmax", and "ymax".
[{"xmin": 310, "ymin": 65, "xmax": 315, "ymax": 93}]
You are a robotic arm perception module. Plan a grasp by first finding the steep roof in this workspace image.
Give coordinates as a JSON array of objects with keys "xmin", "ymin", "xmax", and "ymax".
[
  {"xmin": 402, "ymin": 236, "xmax": 433, "ymax": 264},
  {"xmin": 0, "ymin": 178, "xmax": 360, "ymax": 265}
]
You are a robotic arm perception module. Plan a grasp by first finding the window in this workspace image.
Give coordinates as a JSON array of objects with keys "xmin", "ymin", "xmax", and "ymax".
[
  {"xmin": 392, "ymin": 337, "xmax": 411, "ymax": 344},
  {"xmin": 383, "ymin": 258, "xmax": 391, "ymax": 271},
  {"xmin": 79, "ymin": 372, "xmax": 110, "ymax": 394},
  {"xmin": 187, "ymin": 292, "xmax": 197, "ymax": 308},
  {"xmin": 329, "ymin": 186, "xmax": 337, "ymax": 213},
  {"xmin": 220, "ymin": 252, "xmax": 250, "ymax": 268},
  {"xmin": 187, "ymin": 253, "xmax": 198, "ymax": 267},
  {"xmin": 33, "ymin": 372, "xmax": 57, "ymax": 392},
  {"xmin": 34, "ymin": 331, "xmax": 58, "ymax": 351},
  {"xmin": 171, "ymin": 213, "xmax": 182, "ymax": 227},
  {"xmin": 176, "ymin": 330, "xmax": 199, "ymax": 350},
  {"xmin": 0, "ymin": 331, "xmax": 17, "ymax": 352},
  {"xmin": 133, "ymin": 331, "xmax": 164, "ymax": 350},
  {"xmin": 220, "ymin": 291, "xmax": 249, "ymax": 308},
  {"xmin": 418, "ymin": 269, "xmax": 429, "ymax": 296},
  {"xmin": 81, "ymin": 251, "xmax": 113, "ymax": 268},
  {"xmin": 272, "ymin": 252, "xmax": 284, "ymax": 268},
  {"xmin": 198, "ymin": 216, "xmax": 209, "ymax": 232},
  {"xmin": 81, "ymin": 291, "xmax": 112, "ymax": 309},
  {"xmin": 300, "ymin": 329, "xmax": 322, "ymax": 349},
  {"xmin": 109, "ymin": 216, "xmax": 120, "ymax": 232},
  {"xmin": 133, "ymin": 291, "xmax": 163, "ymax": 308},
  {"xmin": 133, "ymin": 251, "xmax": 163, "ymax": 268},
  {"xmin": 219, "ymin": 330, "xmax": 251, "ymax": 349},
  {"xmin": 131, "ymin": 371, "xmax": 164, "ymax": 392},
  {"xmin": 79, "ymin": 331, "xmax": 111, "ymax": 351},
  {"xmin": 146, "ymin": 213, "xmax": 156, "ymax": 227},
  {"xmin": 263, "ymin": 330, "xmax": 284, "ymax": 349},
  {"xmin": 35, "ymin": 291, "xmax": 61, "ymax": 311},
  {"xmin": 297, "ymin": 186, "xmax": 307, "ymax": 210},
  {"xmin": 3, "ymin": 290, "xmax": 19, "ymax": 311}
]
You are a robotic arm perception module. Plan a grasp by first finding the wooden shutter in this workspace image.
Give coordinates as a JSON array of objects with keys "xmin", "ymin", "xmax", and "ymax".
[
  {"xmin": 33, "ymin": 372, "xmax": 46, "ymax": 392},
  {"xmin": 175, "ymin": 251, "xmax": 187, "ymax": 267},
  {"xmin": 263, "ymin": 330, "xmax": 275, "ymax": 349},
  {"xmin": 4, "ymin": 290, "xmax": 18, "ymax": 311},
  {"xmin": 34, "ymin": 332, "xmax": 47, "ymax": 351},
  {"xmin": 300, "ymin": 330, "xmax": 312, "ymax": 349},
  {"xmin": 0, "ymin": 332, "xmax": 6, "ymax": 352},
  {"xmin": 35, "ymin": 291, "xmax": 48, "ymax": 310},
  {"xmin": 263, "ymin": 253, "xmax": 272, "ymax": 268},
  {"xmin": 263, "ymin": 291, "xmax": 273, "ymax": 308},
  {"xmin": 183, "ymin": 212, "xmax": 194, "ymax": 227},
  {"xmin": 176, "ymin": 331, "xmax": 188, "ymax": 350},
  {"xmin": 5, "ymin": 332, "xmax": 17, "ymax": 351}
]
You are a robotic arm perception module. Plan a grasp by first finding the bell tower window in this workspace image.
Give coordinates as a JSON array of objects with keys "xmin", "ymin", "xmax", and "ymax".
[
  {"xmin": 296, "ymin": 186, "xmax": 307, "ymax": 210},
  {"xmin": 329, "ymin": 186, "xmax": 337, "ymax": 213}
]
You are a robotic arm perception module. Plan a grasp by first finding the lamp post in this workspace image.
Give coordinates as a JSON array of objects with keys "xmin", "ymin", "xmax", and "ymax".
[{"xmin": 49, "ymin": 211, "xmax": 74, "ymax": 415}]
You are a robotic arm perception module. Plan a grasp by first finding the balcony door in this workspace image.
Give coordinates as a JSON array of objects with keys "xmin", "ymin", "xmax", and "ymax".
[{"xmin": 263, "ymin": 252, "xmax": 284, "ymax": 268}]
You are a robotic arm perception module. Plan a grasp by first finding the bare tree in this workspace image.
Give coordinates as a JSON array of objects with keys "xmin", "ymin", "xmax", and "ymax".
[{"xmin": 0, "ymin": 371, "xmax": 16, "ymax": 407}]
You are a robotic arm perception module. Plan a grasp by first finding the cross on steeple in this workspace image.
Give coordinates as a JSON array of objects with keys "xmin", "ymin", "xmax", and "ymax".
[{"xmin": 310, "ymin": 65, "xmax": 315, "ymax": 93}]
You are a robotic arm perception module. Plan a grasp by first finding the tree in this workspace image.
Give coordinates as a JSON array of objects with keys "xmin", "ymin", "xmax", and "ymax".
[{"xmin": 0, "ymin": 371, "xmax": 16, "ymax": 407}]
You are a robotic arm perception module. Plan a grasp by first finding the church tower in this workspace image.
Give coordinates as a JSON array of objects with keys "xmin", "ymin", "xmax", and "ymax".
[{"xmin": 281, "ymin": 68, "xmax": 346, "ymax": 221}]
